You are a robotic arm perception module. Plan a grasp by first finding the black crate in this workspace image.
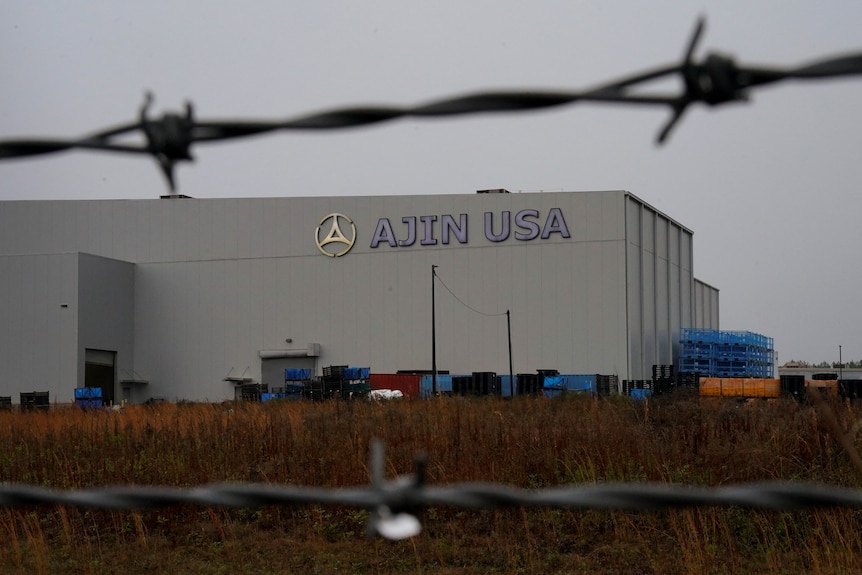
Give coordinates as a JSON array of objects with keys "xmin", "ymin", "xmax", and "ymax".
[
  {"xmin": 302, "ymin": 381, "xmax": 324, "ymax": 401},
  {"xmin": 471, "ymin": 372, "xmax": 497, "ymax": 396},
  {"xmin": 452, "ymin": 375, "xmax": 473, "ymax": 396},
  {"xmin": 20, "ymin": 391, "xmax": 49, "ymax": 411},
  {"xmin": 239, "ymin": 384, "xmax": 266, "ymax": 402},
  {"xmin": 652, "ymin": 364, "xmax": 674, "ymax": 379},
  {"xmin": 323, "ymin": 365, "xmax": 348, "ymax": 379},
  {"xmin": 839, "ymin": 380, "xmax": 861, "ymax": 400},
  {"xmin": 0, "ymin": 396, "xmax": 11, "ymax": 410},
  {"xmin": 596, "ymin": 374, "xmax": 619, "ymax": 396},
  {"xmin": 516, "ymin": 374, "xmax": 542, "ymax": 396},
  {"xmin": 780, "ymin": 374, "xmax": 806, "ymax": 399},
  {"xmin": 676, "ymin": 372, "xmax": 701, "ymax": 389}
]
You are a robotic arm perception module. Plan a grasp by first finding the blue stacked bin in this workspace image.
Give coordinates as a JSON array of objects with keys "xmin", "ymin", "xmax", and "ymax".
[
  {"xmin": 679, "ymin": 329, "xmax": 774, "ymax": 378},
  {"xmin": 75, "ymin": 387, "xmax": 103, "ymax": 409}
]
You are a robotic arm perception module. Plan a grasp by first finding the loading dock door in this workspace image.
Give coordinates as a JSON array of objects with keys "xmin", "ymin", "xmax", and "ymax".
[
  {"xmin": 85, "ymin": 349, "xmax": 116, "ymax": 406},
  {"xmin": 262, "ymin": 357, "xmax": 315, "ymax": 391}
]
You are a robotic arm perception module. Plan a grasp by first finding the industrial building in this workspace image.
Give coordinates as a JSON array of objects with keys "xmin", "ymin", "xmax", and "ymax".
[{"xmin": 0, "ymin": 189, "xmax": 718, "ymax": 404}]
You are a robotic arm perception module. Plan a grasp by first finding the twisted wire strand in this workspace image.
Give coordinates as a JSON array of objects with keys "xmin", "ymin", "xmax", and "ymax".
[
  {"xmin": 3, "ymin": 438, "xmax": 862, "ymax": 540},
  {"xmin": 2, "ymin": 18, "xmax": 862, "ymax": 191},
  {"xmin": 2, "ymin": 481, "xmax": 861, "ymax": 513}
]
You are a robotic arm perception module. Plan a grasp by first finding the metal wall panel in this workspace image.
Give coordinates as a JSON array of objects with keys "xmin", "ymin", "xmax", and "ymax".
[
  {"xmin": 78, "ymin": 254, "xmax": 137, "ymax": 403},
  {"xmin": 624, "ymin": 194, "xmax": 698, "ymax": 379},
  {"xmin": 0, "ymin": 191, "xmax": 712, "ymax": 402},
  {"xmin": 0, "ymin": 253, "xmax": 78, "ymax": 403},
  {"xmin": 694, "ymin": 278, "xmax": 720, "ymax": 329}
]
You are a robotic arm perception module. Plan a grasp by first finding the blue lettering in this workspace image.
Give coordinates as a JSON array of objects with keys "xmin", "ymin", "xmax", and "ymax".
[
  {"xmin": 484, "ymin": 211, "xmax": 510, "ymax": 242},
  {"xmin": 419, "ymin": 215, "xmax": 437, "ymax": 246},
  {"xmin": 370, "ymin": 218, "xmax": 397, "ymax": 248},
  {"xmin": 399, "ymin": 217, "xmax": 416, "ymax": 247},
  {"xmin": 541, "ymin": 208, "xmax": 571, "ymax": 239},
  {"xmin": 442, "ymin": 214, "xmax": 468, "ymax": 245},
  {"xmin": 514, "ymin": 209, "xmax": 540, "ymax": 241}
]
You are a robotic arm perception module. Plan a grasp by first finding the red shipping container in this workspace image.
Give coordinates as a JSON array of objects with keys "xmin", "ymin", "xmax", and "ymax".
[{"xmin": 369, "ymin": 373, "xmax": 421, "ymax": 399}]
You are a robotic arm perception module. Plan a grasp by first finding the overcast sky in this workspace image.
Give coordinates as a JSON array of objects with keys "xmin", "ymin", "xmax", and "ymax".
[{"xmin": 1, "ymin": 1, "xmax": 860, "ymax": 364}]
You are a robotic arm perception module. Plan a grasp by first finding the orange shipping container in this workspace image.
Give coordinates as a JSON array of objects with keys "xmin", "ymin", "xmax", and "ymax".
[{"xmin": 700, "ymin": 378, "xmax": 780, "ymax": 398}]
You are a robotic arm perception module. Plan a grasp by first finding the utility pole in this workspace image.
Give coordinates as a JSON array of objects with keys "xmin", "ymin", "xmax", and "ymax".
[
  {"xmin": 431, "ymin": 265, "xmax": 438, "ymax": 396},
  {"xmin": 507, "ymin": 310, "xmax": 514, "ymax": 397}
]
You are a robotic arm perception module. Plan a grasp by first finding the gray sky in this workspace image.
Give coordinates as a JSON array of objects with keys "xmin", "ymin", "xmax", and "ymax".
[{"xmin": 2, "ymin": 1, "xmax": 860, "ymax": 364}]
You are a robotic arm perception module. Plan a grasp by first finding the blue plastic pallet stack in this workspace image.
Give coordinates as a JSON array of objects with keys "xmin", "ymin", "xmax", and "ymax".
[
  {"xmin": 543, "ymin": 374, "xmax": 597, "ymax": 398},
  {"xmin": 74, "ymin": 387, "xmax": 103, "ymax": 409},
  {"xmin": 342, "ymin": 367, "xmax": 371, "ymax": 398},
  {"xmin": 282, "ymin": 368, "xmax": 312, "ymax": 399},
  {"xmin": 679, "ymin": 329, "xmax": 774, "ymax": 378}
]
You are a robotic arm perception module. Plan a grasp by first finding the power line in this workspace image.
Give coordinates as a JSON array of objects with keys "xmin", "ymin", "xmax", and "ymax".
[{"xmin": 434, "ymin": 271, "xmax": 506, "ymax": 317}]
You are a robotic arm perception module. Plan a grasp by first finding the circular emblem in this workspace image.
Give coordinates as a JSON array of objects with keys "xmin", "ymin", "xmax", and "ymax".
[{"xmin": 315, "ymin": 213, "xmax": 356, "ymax": 257}]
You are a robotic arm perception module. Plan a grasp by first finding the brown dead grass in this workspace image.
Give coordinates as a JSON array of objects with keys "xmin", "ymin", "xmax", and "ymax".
[{"xmin": 0, "ymin": 394, "xmax": 861, "ymax": 574}]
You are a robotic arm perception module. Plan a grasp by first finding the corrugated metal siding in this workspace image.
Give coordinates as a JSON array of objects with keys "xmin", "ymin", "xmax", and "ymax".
[
  {"xmin": 624, "ymin": 194, "xmax": 696, "ymax": 380},
  {"xmin": 0, "ymin": 191, "xmax": 709, "ymax": 402},
  {"xmin": 370, "ymin": 374, "xmax": 421, "ymax": 399},
  {"xmin": 694, "ymin": 279, "xmax": 720, "ymax": 329},
  {"xmin": 0, "ymin": 253, "xmax": 78, "ymax": 403}
]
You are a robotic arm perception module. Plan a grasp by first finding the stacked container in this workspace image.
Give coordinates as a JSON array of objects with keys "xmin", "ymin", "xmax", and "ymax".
[
  {"xmin": 20, "ymin": 391, "xmax": 49, "ymax": 411},
  {"xmin": 542, "ymin": 374, "xmax": 597, "ymax": 398},
  {"xmin": 780, "ymin": 374, "xmax": 806, "ymax": 401},
  {"xmin": 596, "ymin": 374, "xmax": 619, "ymax": 396},
  {"xmin": 342, "ymin": 367, "xmax": 371, "ymax": 399},
  {"xmin": 652, "ymin": 365, "xmax": 675, "ymax": 395},
  {"xmin": 699, "ymin": 378, "xmax": 780, "ymax": 398},
  {"xmin": 284, "ymin": 368, "xmax": 311, "ymax": 399},
  {"xmin": 74, "ymin": 387, "xmax": 103, "ymax": 409},
  {"xmin": 679, "ymin": 329, "xmax": 774, "ymax": 378}
]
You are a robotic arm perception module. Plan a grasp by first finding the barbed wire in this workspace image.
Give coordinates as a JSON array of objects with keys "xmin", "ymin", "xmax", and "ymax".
[
  {"xmin": 2, "ymin": 439, "xmax": 862, "ymax": 540},
  {"xmin": 1, "ymin": 18, "xmax": 861, "ymax": 192}
]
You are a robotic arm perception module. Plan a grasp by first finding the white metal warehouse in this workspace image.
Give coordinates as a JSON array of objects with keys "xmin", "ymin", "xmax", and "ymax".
[{"xmin": 0, "ymin": 189, "xmax": 718, "ymax": 404}]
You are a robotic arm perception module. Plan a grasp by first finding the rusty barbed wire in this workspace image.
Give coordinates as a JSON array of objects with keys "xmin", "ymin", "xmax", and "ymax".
[
  {"xmin": 2, "ymin": 439, "xmax": 862, "ymax": 540},
  {"xmin": 1, "ymin": 18, "xmax": 861, "ymax": 191}
]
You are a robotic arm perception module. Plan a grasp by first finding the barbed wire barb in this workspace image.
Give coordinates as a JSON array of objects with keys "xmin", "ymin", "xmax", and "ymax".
[{"xmin": 2, "ymin": 18, "xmax": 862, "ymax": 191}]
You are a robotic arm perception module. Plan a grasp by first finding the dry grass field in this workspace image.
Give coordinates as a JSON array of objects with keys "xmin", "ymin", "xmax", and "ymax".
[{"xmin": 0, "ymin": 394, "xmax": 861, "ymax": 574}]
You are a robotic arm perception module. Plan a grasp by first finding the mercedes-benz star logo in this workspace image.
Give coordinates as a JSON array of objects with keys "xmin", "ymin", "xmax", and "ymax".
[{"xmin": 315, "ymin": 213, "xmax": 356, "ymax": 257}]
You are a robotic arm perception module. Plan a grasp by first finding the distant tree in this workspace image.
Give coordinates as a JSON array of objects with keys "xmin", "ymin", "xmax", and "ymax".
[{"xmin": 815, "ymin": 361, "xmax": 831, "ymax": 368}]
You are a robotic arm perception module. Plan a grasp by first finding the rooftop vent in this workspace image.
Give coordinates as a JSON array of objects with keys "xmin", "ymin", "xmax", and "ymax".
[{"xmin": 476, "ymin": 189, "xmax": 510, "ymax": 194}]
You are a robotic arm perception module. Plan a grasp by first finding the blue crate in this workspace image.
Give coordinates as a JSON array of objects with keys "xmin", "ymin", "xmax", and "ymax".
[
  {"xmin": 681, "ymin": 328, "xmax": 722, "ymax": 344},
  {"xmin": 76, "ymin": 399, "xmax": 103, "ymax": 409},
  {"xmin": 343, "ymin": 367, "xmax": 371, "ymax": 381},
  {"xmin": 285, "ymin": 368, "xmax": 312, "ymax": 381},
  {"xmin": 420, "ymin": 375, "xmax": 453, "ymax": 398}
]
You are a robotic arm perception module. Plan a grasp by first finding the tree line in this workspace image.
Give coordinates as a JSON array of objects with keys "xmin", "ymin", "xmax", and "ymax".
[{"xmin": 783, "ymin": 360, "xmax": 862, "ymax": 369}]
